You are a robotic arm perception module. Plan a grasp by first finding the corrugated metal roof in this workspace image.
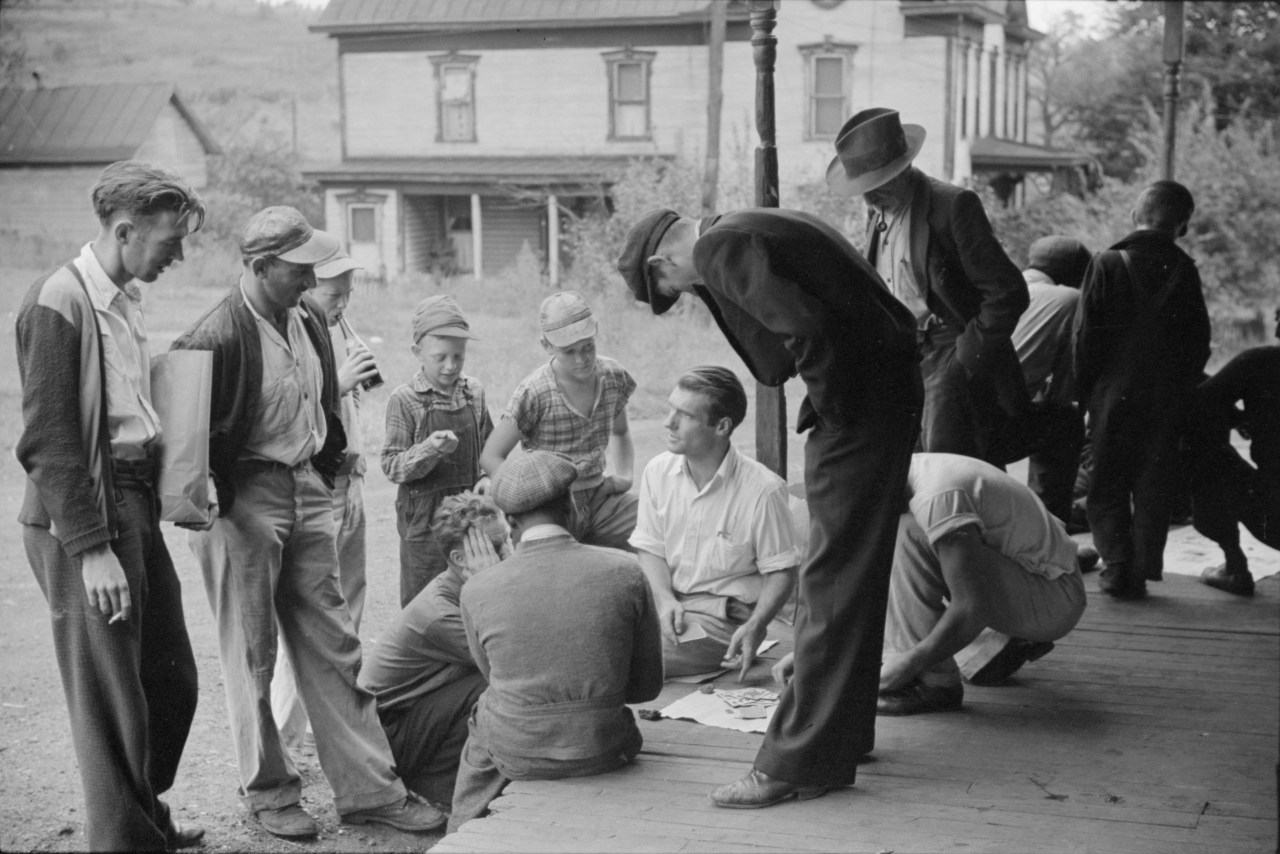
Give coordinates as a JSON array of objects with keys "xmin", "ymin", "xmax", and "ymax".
[
  {"xmin": 313, "ymin": 0, "xmax": 736, "ymax": 33},
  {"xmin": 304, "ymin": 155, "xmax": 654, "ymax": 184},
  {"xmin": 0, "ymin": 83, "xmax": 221, "ymax": 165}
]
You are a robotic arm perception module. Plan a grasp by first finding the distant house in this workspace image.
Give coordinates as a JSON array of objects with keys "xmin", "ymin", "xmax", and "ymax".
[
  {"xmin": 309, "ymin": 0, "xmax": 1086, "ymax": 283},
  {"xmin": 0, "ymin": 83, "xmax": 221, "ymax": 250}
]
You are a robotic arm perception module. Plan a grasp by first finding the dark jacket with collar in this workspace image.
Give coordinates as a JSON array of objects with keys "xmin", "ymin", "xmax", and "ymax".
[
  {"xmin": 170, "ymin": 283, "xmax": 346, "ymax": 513},
  {"xmin": 865, "ymin": 168, "xmax": 1029, "ymax": 415},
  {"xmin": 692, "ymin": 208, "xmax": 922, "ymax": 432},
  {"xmin": 1072, "ymin": 229, "xmax": 1210, "ymax": 407}
]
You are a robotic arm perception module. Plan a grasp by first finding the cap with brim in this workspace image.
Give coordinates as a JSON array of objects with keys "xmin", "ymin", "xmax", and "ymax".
[
  {"xmin": 413, "ymin": 294, "xmax": 480, "ymax": 342},
  {"xmin": 239, "ymin": 205, "xmax": 342, "ymax": 265},
  {"xmin": 616, "ymin": 208, "xmax": 681, "ymax": 316},
  {"xmin": 1027, "ymin": 236, "xmax": 1091, "ymax": 288},
  {"xmin": 539, "ymin": 291, "xmax": 598, "ymax": 348},
  {"xmin": 825, "ymin": 108, "xmax": 926, "ymax": 197},
  {"xmin": 314, "ymin": 251, "xmax": 363, "ymax": 279}
]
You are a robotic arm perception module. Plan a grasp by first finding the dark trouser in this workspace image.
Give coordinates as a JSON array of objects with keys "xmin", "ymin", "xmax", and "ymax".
[
  {"xmin": 380, "ymin": 672, "xmax": 486, "ymax": 807},
  {"xmin": 754, "ymin": 403, "xmax": 921, "ymax": 788},
  {"xmin": 919, "ymin": 333, "xmax": 1011, "ymax": 468},
  {"xmin": 400, "ymin": 536, "xmax": 448, "ymax": 608},
  {"xmin": 1191, "ymin": 444, "xmax": 1280, "ymax": 556},
  {"xmin": 1026, "ymin": 403, "xmax": 1085, "ymax": 524},
  {"xmin": 1087, "ymin": 395, "xmax": 1183, "ymax": 582},
  {"xmin": 25, "ymin": 483, "xmax": 198, "ymax": 851}
]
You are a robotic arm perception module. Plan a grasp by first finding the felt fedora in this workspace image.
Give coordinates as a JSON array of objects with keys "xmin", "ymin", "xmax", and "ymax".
[{"xmin": 825, "ymin": 108, "xmax": 926, "ymax": 196}]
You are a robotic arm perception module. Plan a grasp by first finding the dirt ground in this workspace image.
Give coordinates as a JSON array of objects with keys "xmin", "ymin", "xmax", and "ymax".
[{"xmin": 1, "ymin": 422, "xmax": 1273, "ymax": 852}]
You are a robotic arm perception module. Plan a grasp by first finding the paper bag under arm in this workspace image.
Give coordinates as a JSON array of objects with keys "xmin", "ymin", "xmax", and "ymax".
[{"xmin": 150, "ymin": 350, "xmax": 213, "ymax": 524}]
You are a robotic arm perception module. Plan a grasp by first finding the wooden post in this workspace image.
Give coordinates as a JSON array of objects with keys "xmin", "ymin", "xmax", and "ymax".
[
  {"xmin": 701, "ymin": 0, "xmax": 726, "ymax": 215},
  {"xmin": 1161, "ymin": 1, "xmax": 1185, "ymax": 181},
  {"xmin": 747, "ymin": 0, "xmax": 786, "ymax": 479}
]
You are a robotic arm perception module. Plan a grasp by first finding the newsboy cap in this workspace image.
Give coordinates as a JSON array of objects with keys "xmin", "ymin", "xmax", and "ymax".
[
  {"xmin": 616, "ymin": 208, "xmax": 681, "ymax": 316},
  {"xmin": 1027, "ymin": 235, "xmax": 1092, "ymax": 289},
  {"xmin": 413, "ymin": 294, "xmax": 480, "ymax": 342},
  {"xmin": 491, "ymin": 451, "xmax": 579, "ymax": 515}
]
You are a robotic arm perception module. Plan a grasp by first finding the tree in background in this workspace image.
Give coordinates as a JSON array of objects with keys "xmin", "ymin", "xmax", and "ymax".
[{"xmin": 196, "ymin": 142, "xmax": 323, "ymax": 246}]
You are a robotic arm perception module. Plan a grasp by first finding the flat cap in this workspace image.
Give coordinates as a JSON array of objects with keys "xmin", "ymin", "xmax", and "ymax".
[
  {"xmin": 491, "ymin": 450, "xmax": 579, "ymax": 515},
  {"xmin": 616, "ymin": 208, "xmax": 681, "ymax": 316},
  {"xmin": 1027, "ymin": 235, "xmax": 1092, "ymax": 289}
]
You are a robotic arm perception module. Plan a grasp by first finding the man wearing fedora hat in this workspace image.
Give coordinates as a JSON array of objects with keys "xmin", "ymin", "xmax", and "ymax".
[
  {"xmin": 173, "ymin": 206, "xmax": 444, "ymax": 838},
  {"xmin": 617, "ymin": 206, "xmax": 922, "ymax": 808},
  {"xmin": 449, "ymin": 450, "xmax": 663, "ymax": 831},
  {"xmin": 828, "ymin": 107, "xmax": 1030, "ymax": 467}
]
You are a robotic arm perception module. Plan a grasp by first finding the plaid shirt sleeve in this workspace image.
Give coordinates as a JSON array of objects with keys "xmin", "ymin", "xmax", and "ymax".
[{"xmin": 380, "ymin": 385, "xmax": 445, "ymax": 484}]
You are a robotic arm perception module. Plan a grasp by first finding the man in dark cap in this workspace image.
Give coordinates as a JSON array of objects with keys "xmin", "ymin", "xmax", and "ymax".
[
  {"xmin": 449, "ymin": 450, "xmax": 663, "ymax": 832},
  {"xmin": 828, "ymin": 107, "xmax": 1030, "ymax": 467},
  {"xmin": 1011, "ymin": 235, "xmax": 1092, "ymax": 523},
  {"xmin": 617, "ymin": 206, "xmax": 922, "ymax": 808},
  {"xmin": 172, "ymin": 206, "xmax": 445, "ymax": 839}
]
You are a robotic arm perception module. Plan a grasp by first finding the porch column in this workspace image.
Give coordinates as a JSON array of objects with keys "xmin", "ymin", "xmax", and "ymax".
[
  {"xmin": 547, "ymin": 193, "xmax": 560, "ymax": 287},
  {"xmin": 471, "ymin": 194, "xmax": 482, "ymax": 282}
]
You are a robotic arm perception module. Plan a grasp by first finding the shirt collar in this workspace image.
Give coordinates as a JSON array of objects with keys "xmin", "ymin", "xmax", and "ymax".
[
  {"xmin": 239, "ymin": 275, "xmax": 299, "ymax": 327},
  {"xmin": 78, "ymin": 243, "xmax": 132, "ymax": 309},
  {"xmin": 518, "ymin": 523, "xmax": 572, "ymax": 543},
  {"xmin": 411, "ymin": 368, "xmax": 466, "ymax": 398},
  {"xmin": 678, "ymin": 443, "xmax": 739, "ymax": 491}
]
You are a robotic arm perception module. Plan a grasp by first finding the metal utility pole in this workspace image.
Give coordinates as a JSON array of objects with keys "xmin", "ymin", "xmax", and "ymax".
[
  {"xmin": 747, "ymin": 0, "xmax": 785, "ymax": 478},
  {"xmin": 1161, "ymin": 1, "xmax": 1185, "ymax": 180}
]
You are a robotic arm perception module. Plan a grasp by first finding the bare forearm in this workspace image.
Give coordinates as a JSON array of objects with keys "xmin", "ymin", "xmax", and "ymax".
[{"xmin": 744, "ymin": 568, "xmax": 796, "ymax": 629}]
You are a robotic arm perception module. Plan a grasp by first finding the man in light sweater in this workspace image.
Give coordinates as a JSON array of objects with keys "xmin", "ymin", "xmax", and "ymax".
[{"xmin": 449, "ymin": 450, "xmax": 663, "ymax": 833}]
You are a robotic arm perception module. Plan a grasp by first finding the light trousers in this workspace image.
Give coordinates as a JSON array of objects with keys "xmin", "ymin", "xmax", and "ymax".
[
  {"xmin": 885, "ymin": 513, "xmax": 1087, "ymax": 687},
  {"xmin": 271, "ymin": 473, "xmax": 368, "ymax": 750},
  {"xmin": 189, "ymin": 461, "xmax": 404, "ymax": 815}
]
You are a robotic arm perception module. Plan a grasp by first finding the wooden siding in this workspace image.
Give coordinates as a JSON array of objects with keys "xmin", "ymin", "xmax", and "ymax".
[
  {"xmin": 402, "ymin": 193, "xmax": 445, "ymax": 273},
  {"xmin": 481, "ymin": 199, "xmax": 542, "ymax": 274},
  {"xmin": 134, "ymin": 102, "xmax": 211, "ymax": 188},
  {"xmin": 0, "ymin": 166, "xmax": 104, "ymax": 255},
  {"xmin": 336, "ymin": 0, "xmax": 966, "ymax": 201}
]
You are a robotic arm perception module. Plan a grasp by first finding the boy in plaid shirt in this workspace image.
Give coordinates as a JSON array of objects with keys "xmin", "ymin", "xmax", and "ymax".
[
  {"xmin": 383, "ymin": 296, "xmax": 494, "ymax": 606},
  {"xmin": 480, "ymin": 291, "xmax": 638, "ymax": 551}
]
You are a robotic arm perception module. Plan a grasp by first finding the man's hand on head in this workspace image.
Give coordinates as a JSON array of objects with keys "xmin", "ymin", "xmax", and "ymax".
[{"xmin": 461, "ymin": 526, "xmax": 504, "ymax": 579}]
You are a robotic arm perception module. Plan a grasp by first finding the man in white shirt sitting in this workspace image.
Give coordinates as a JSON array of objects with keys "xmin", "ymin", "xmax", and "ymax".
[{"xmin": 630, "ymin": 366, "xmax": 800, "ymax": 680}]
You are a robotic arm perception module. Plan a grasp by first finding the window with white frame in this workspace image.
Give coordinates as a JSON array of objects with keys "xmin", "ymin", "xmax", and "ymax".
[
  {"xmin": 348, "ymin": 204, "xmax": 377, "ymax": 244},
  {"xmin": 800, "ymin": 40, "xmax": 857, "ymax": 140},
  {"xmin": 431, "ymin": 54, "xmax": 479, "ymax": 142},
  {"xmin": 603, "ymin": 49, "xmax": 654, "ymax": 141}
]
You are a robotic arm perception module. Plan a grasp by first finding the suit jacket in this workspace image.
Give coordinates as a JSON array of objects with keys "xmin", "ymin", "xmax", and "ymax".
[
  {"xmin": 1073, "ymin": 229, "xmax": 1210, "ymax": 407},
  {"xmin": 693, "ymin": 208, "xmax": 921, "ymax": 432},
  {"xmin": 866, "ymin": 169, "xmax": 1029, "ymax": 415}
]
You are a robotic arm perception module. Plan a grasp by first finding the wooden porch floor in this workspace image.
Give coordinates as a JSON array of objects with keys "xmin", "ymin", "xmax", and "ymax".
[{"xmin": 436, "ymin": 572, "xmax": 1278, "ymax": 854}]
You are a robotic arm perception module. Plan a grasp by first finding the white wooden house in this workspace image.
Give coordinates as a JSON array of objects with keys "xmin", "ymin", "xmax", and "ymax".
[
  {"xmin": 309, "ymin": 0, "xmax": 1087, "ymax": 283},
  {"xmin": 0, "ymin": 83, "xmax": 220, "ymax": 253}
]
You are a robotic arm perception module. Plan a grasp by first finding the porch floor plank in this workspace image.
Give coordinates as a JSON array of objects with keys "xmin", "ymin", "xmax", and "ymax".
[{"xmin": 436, "ymin": 573, "xmax": 1279, "ymax": 854}]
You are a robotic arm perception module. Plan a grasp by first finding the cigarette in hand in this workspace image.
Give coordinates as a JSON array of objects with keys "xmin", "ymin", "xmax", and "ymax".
[{"xmin": 108, "ymin": 612, "xmax": 126, "ymax": 625}]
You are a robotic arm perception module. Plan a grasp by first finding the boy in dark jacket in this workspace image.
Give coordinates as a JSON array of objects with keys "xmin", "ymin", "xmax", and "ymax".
[{"xmin": 1073, "ymin": 181, "xmax": 1211, "ymax": 600}]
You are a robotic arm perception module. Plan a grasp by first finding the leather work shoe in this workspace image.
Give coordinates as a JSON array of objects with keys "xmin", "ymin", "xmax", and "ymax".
[
  {"xmin": 1097, "ymin": 565, "xmax": 1147, "ymax": 600},
  {"xmin": 165, "ymin": 820, "xmax": 205, "ymax": 850},
  {"xmin": 1201, "ymin": 563, "xmax": 1255, "ymax": 597},
  {"xmin": 254, "ymin": 804, "xmax": 318, "ymax": 839},
  {"xmin": 709, "ymin": 769, "xmax": 832, "ymax": 809},
  {"xmin": 877, "ymin": 681, "xmax": 963, "ymax": 716},
  {"xmin": 341, "ymin": 795, "xmax": 446, "ymax": 833},
  {"xmin": 1076, "ymin": 544, "xmax": 1101, "ymax": 573},
  {"xmin": 967, "ymin": 638, "xmax": 1055, "ymax": 686}
]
